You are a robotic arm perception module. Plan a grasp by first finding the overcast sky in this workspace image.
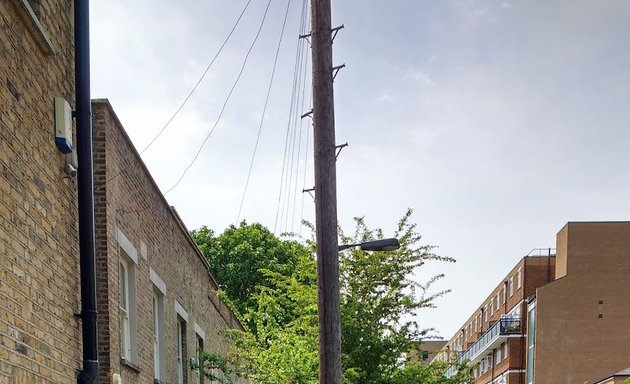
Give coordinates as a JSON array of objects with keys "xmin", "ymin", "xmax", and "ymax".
[{"xmin": 90, "ymin": 0, "xmax": 630, "ymax": 338}]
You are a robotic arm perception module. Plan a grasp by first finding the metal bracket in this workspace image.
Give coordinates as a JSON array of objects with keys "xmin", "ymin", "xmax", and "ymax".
[
  {"xmin": 331, "ymin": 25, "xmax": 344, "ymax": 43},
  {"xmin": 299, "ymin": 32, "xmax": 312, "ymax": 46},
  {"xmin": 335, "ymin": 143, "xmax": 348, "ymax": 159},
  {"xmin": 301, "ymin": 109, "xmax": 313, "ymax": 120},
  {"xmin": 333, "ymin": 64, "xmax": 346, "ymax": 80},
  {"xmin": 303, "ymin": 187, "xmax": 315, "ymax": 200}
]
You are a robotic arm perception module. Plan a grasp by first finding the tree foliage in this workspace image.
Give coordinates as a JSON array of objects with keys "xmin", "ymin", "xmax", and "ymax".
[
  {"xmin": 193, "ymin": 210, "xmax": 467, "ymax": 384},
  {"xmin": 339, "ymin": 208, "xmax": 454, "ymax": 383},
  {"xmin": 191, "ymin": 222, "xmax": 311, "ymax": 331}
]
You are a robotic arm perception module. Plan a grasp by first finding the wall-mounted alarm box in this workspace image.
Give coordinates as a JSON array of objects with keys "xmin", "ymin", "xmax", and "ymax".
[{"xmin": 54, "ymin": 97, "xmax": 73, "ymax": 153}]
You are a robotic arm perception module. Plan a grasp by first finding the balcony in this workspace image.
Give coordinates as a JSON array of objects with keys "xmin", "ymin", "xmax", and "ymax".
[{"xmin": 445, "ymin": 318, "xmax": 521, "ymax": 377}]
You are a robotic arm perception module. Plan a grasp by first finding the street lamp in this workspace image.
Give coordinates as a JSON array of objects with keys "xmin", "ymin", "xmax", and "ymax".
[{"xmin": 338, "ymin": 237, "xmax": 401, "ymax": 252}]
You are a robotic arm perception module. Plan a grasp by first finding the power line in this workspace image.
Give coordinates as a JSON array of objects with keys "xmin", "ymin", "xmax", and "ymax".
[
  {"xmin": 236, "ymin": 0, "xmax": 293, "ymax": 224},
  {"xmin": 291, "ymin": 48, "xmax": 310, "ymax": 232},
  {"xmin": 102, "ymin": 0, "xmax": 254, "ymax": 187},
  {"xmin": 273, "ymin": 0, "xmax": 309, "ymax": 233},
  {"xmin": 162, "ymin": 0, "xmax": 274, "ymax": 196},
  {"xmin": 139, "ymin": 0, "xmax": 254, "ymax": 156}
]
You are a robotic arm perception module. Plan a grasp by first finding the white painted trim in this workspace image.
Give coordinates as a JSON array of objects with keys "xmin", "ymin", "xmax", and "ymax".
[
  {"xmin": 117, "ymin": 228, "xmax": 138, "ymax": 264},
  {"xmin": 140, "ymin": 240, "xmax": 148, "ymax": 260},
  {"xmin": 194, "ymin": 323, "xmax": 205, "ymax": 340},
  {"xmin": 150, "ymin": 268, "xmax": 167, "ymax": 294},
  {"xmin": 175, "ymin": 300, "xmax": 188, "ymax": 322}
]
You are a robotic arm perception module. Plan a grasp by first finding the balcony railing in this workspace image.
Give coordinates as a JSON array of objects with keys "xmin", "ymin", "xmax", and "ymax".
[{"xmin": 445, "ymin": 318, "xmax": 521, "ymax": 377}]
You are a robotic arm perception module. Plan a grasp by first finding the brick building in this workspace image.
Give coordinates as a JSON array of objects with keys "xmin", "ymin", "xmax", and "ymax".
[
  {"xmin": 437, "ymin": 252, "xmax": 555, "ymax": 383},
  {"xmin": 527, "ymin": 222, "xmax": 630, "ymax": 384},
  {"xmin": 439, "ymin": 222, "xmax": 630, "ymax": 384},
  {"xmin": 1, "ymin": 1, "xmax": 246, "ymax": 383},
  {"xmin": 1, "ymin": 0, "xmax": 82, "ymax": 382},
  {"xmin": 92, "ymin": 99, "xmax": 245, "ymax": 384}
]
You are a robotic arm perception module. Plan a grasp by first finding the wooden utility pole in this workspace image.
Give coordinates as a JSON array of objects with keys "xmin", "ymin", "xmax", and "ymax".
[{"xmin": 311, "ymin": 0, "xmax": 341, "ymax": 383}]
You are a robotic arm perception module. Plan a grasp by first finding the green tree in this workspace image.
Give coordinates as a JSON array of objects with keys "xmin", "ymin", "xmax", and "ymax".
[
  {"xmin": 225, "ymin": 254, "xmax": 319, "ymax": 384},
  {"xmin": 193, "ymin": 211, "xmax": 463, "ymax": 384},
  {"xmin": 390, "ymin": 360, "xmax": 473, "ymax": 384},
  {"xmin": 191, "ymin": 222, "xmax": 310, "ymax": 331},
  {"xmin": 339, "ymin": 209, "xmax": 453, "ymax": 383}
]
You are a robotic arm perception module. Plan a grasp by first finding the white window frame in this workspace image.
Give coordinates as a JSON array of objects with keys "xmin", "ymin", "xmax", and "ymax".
[
  {"xmin": 517, "ymin": 267, "xmax": 522, "ymax": 289},
  {"xmin": 118, "ymin": 228, "xmax": 139, "ymax": 365},
  {"xmin": 509, "ymin": 276, "xmax": 514, "ymax": 297},
  {"xmin": 177, "ymin": 317, "xmax": 187, "ymax": 384},
  {"xmin": 119, "ymin": 259, "xmax": 131, "ymax": 361},
  {"xmin": 195, "ymin": 327, "xmax": 206, "ymax": 384},
  {"xmin": 151, "ymin": 269, "xmax": 167, "ymax": 382}
]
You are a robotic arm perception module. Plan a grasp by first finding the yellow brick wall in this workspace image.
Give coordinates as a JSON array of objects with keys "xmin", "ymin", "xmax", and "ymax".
[
  {"xmin": 92, "ymin": 100, "xmax": 244, "ymax": 384},
  {"xmin": 0, "ymin": 0, "xmax": 81, "ymax": 383}
]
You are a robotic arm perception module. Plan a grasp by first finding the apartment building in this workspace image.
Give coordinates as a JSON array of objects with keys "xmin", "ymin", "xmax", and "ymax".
[
  {"xmin": 440, "ymin": 222, "xmax": 630, "ymax": 384},
  {"xmin": 437, "ymin": 252, "xmax": 555, "ymax": 384},
  {"xmin": 92, "ymin": 99, "xmax": 245, "ymax": 384},
  {"xmin": 1, "ymin": 0, "xmax": 82, "ymax": 382},
  {"xmin": 527, "ymin": 222, "xmax": 630, "ymax": 384}
]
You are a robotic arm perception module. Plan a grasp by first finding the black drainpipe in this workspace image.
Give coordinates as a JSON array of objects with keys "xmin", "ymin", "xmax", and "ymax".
[{"xmin": 74, "ymin": 0, "xmax": 98, "ymax": 382}]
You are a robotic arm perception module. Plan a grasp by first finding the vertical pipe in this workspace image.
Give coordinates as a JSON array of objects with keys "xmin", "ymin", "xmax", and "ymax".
[
  {"xmin": 311, "ymin": 0, "xmax": 340, "ymax": 383},
  {"xmin": 74, "ymin": 0, "xmax": 99, "ymax": 382}
]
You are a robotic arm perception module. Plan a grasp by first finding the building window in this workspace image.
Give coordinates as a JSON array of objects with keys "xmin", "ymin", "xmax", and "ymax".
[
  {"xmin": 496, "ymin": 292, "xmax": 500, "ymax": 309},
  {"xmin": 473, "ymin": 318, "xmax": 477, "ymax": 332},
  {"xmin": 483, "ymin": 305, "xmax": 488, "ymax": 322},
  {"xmin": 517, "ymin": 268, "xmax": 522, "ymax": 290},
  {"xmin": 526, "ymin": 306, "xmax": 536, "ymax": 384},
  {"xmin": 153, "ymin": 288, "xmax": 166, "ymax": 381},
  {"xmin": 119, "ymin": 250, "xmax": 138, "ymax": 364},
  {"xmin": 177, "ymin": 317, "xmax": 187, "ymax": 384},
  {"xmin": 196, "ymin": 333, "xmax": 205, "ymax": 384},
  {"xmin": 503, "ymin": 341, "xmax": 508, "ymax": 360},
  {"xmin": 509, "ymin": 276, "xmax": 514, "ymax": 297},
  {"xmin": 495, "ymin": 346, "xmax": 502, "ymax": 363}
]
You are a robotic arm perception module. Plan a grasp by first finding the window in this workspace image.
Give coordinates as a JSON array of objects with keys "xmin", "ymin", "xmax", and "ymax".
[
  {"xmin": 483, "ymin": 305, "xmax": 488, "ymax": 322},
  {"xmin": 503, "ymin": 341, "xmax": 508, "ymax": 360},
  {"xmin": 509, "ymin": 276, "xmax": 514, "ymax": 297},
  {"xmin": 517, "ymin": 268, "xmax": 522, "ymax": 289},
  {"xmin": 495, "ymin": 346, "xmax": 502, "ymax": 363},
  {"xmin": 496, "ymin": 292, "xmax": 500, "ymax": 309},
  {"xmin": 421, "ymin": 350, "xmax": 429, "ymax": 362},
  {"xmin": 196, "ymin": 333, "xmax": 205, "ymax": 384},
  {"xmin": 119, "ymin": 245, "xmax": 138, "ymax": 364},
  {"xmin": 177, "ymin": 317, "xmax": 187, "ymax": 384},
  {"xmin": 119, "ymin": 260, "xmax": 130, "ymax": 360},
  {"xmin": 526, "ymin": 306, "xmax": 536, "ymax": 384},
  {"xmin": 473, "ymin": 318, "xmax": 477, "ymax": 332},
  {"xmin": 153, "ymin": 289, "xmax": 165, "ymax": 381}
]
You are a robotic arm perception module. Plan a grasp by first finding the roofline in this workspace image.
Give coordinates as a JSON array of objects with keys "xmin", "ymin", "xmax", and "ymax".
[{"xmin": 92, "ymin": 98, "xmax": 244, "ymax": 330}]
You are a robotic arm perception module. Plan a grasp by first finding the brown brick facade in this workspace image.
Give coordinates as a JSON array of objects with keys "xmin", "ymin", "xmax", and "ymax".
[
  {"xmin": 92, "ymin": 100, "xmax": 244, "ymax": 384},
  {"xmin": 533, "ymin": 223, "xmax": 630, "ymax": 384},
  {"xmin": 1, "ymin": 0, "xmax": 81, "ymax": 382}
]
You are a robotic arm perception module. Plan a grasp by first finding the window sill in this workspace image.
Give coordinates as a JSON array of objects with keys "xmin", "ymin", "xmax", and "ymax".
[
  {"xmin": 10, "ymin": 0, "xmax": 55, "ymax": 55},
  {"xmin": 120, "ymin": 358, "xmax": 141, "ymax": 373}
]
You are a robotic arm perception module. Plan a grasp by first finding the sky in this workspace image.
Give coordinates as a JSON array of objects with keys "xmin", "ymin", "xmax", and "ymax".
[{"xmin": 90, "ymin": 0, "xmax": 630, "ymax": 338}]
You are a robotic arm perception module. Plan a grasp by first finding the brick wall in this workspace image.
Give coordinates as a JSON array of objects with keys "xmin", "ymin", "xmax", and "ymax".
[
  {"xmin": 92, "ymin": 100, "xmax": 244, "ymax": 384},
  {"xmin": 534, "ymin": 222, "xmax": 630, "ymax": 384},
  {"xmin": 0, "ymin": 1, "xmax": 82, "ymax": 383}
]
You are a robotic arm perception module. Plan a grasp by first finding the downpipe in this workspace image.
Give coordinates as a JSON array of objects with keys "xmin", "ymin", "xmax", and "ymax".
[{"xmin": 74, "ymin": 0, "xmax": 99, "ymax": 382}]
